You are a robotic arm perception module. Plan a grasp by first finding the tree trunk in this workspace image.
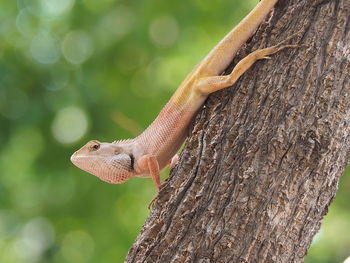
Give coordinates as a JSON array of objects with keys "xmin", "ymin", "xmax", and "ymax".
[{"xmin": 126, "ymin": 0, "xmax": 350, "ymax": 262}]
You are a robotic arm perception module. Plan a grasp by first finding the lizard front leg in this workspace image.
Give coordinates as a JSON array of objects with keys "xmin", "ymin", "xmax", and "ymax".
[
  {"xmin": 195, "ymin": 36, "xmax": 300, "ymax": 95},
  {"xmin": 136, "ymin": 155, "xmax": 161, "ymax": 191}
]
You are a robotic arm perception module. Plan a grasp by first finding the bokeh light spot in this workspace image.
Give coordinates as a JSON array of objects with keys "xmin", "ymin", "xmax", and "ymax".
[
  {"xmin": 51, "ymin": 106, "xmax": 89, "ymax": 144},
  {"xmin": 61, "ymin": 230, "xmax": 94, "ymax": 263},
  {"xmin": 45, "ymin": 68, "xmax": 70, "ymax": 91},
  {"xmin": 62, "ymin": 30, "xmax": 94, "ymax": 64},
  {"xmin": 14, "ymin": 217, "xmax": 55, "ymax": 262},
  {"xmin": 94, "ymin": 6, "xmax": 135, "ymax": 48},
  {"xmin": 23, "ymin": 0, "xmax": 43, "ymax": 16},
  {"xmin": 20, "ymin": 0, "xmax": 75, "ymax": 17},
  {"xmin": 30, "ymin": 31, "xmax": 60, "ymax": 64},
  {"xmin": 43, "ymin": 0, "xmax": 75, "ymax": 16},
  {"xmin": 149, "ymin": 15, "xmax": 179, "ymax": 47},
  {"xmin": 16, "ymin": 9, "xmax": 36, "ymax": 36}
]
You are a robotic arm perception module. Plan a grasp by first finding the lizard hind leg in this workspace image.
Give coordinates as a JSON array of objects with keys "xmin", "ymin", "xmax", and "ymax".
[{"xmin": 195, "ymin": 36, "xmax": 301, "ymax": 95}]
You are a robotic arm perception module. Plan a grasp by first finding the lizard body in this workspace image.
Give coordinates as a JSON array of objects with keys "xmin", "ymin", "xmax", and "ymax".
[{"xmin": 71, "ymin": 0, "xmax": 297, "ymax": 190}]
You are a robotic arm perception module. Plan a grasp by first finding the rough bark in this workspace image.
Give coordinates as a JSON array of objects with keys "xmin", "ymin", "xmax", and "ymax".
[{"xmin": 126, "ymin": 0, "xmax": 350, "ymax": 262}]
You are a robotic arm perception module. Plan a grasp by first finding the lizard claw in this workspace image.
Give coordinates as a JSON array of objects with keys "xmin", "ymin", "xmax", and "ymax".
[
  {"xmin": 148, "ymin": 182, "xmax": 167, "ymax": 209},
  {"xmin": 148, "ymin": 194, "xmax": 159, "ymax": 209}
]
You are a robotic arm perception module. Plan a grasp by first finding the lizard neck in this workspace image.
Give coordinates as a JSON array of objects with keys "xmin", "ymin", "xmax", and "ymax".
[{"xmin": 136, "ymin": 85, "xmax": 206, "ymax": 169}]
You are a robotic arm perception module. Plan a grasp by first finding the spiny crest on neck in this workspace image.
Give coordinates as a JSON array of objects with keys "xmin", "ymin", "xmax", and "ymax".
[{"xmin": 112, "ymin": 139, "xmax": 131, "ymax": 144}]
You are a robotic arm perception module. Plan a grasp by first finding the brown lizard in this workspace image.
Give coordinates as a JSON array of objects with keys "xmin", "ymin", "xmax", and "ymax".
[{"xmin": 71, "ymin": 0, "xmax": 299, "ymax": 191}]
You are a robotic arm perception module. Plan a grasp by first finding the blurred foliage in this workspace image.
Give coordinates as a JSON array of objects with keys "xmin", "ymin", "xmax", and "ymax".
[{"xmin": 0, "ymin": 0, "xmax": 349, "ymax": 262}]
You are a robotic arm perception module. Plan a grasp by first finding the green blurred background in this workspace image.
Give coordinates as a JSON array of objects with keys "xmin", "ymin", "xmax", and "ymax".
[{"xmin": 0, "ymin": 0, "xmax": 349, "ymax": 262}]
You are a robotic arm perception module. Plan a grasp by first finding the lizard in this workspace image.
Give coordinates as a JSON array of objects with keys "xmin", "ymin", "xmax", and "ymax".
[{"xmin": 70, "ymin": 0, "xmax": 299, "ymax": 191}]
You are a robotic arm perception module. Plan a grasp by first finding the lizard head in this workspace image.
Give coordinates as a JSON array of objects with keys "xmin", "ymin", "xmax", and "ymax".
[{"xmin": 70, "ymin": 140, "xmax": 135, "ymax": 184}]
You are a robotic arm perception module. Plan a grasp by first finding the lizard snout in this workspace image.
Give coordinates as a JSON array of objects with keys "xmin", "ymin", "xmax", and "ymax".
[{"xmin": 70, "ymin": 151, "xmax": 80, "ymax": 165}]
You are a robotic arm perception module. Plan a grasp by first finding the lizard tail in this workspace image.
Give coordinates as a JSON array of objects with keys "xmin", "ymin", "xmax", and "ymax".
[{"xmin": 200, "ymin": 0, "xmax": 279, "ymax": 75}]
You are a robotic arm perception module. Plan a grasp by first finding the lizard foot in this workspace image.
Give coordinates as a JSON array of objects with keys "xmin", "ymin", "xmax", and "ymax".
[{"xmin": 148, "ymin": 195, "xmax": 158, "ymax": 209}]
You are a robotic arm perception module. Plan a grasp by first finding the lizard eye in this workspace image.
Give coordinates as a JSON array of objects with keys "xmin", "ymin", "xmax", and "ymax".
[{"xmin": 91, "ymin": 144, "xmax": 100, "ymax": 151}]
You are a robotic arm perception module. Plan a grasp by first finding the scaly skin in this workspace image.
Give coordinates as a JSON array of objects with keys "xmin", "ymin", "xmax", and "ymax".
[{"xmin": 71, "ymin": 0, "xmax": 298, "ymax": 190}]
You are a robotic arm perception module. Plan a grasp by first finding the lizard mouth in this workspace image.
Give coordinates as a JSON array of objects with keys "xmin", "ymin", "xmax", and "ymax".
[
  {"xmin": 70, "ymin": 153, "xmax": 103, "ymax": 178},
  {"xmin": 70, "ymin": 151, "xmax": 78, "ymax": 165},
  {"xmin": 70, "ymin": 152, "xmax": 96, "ymax": 172},
  {"xmin": 70, "ymin": 153, "xmax": 87, "ymax": 171}
]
